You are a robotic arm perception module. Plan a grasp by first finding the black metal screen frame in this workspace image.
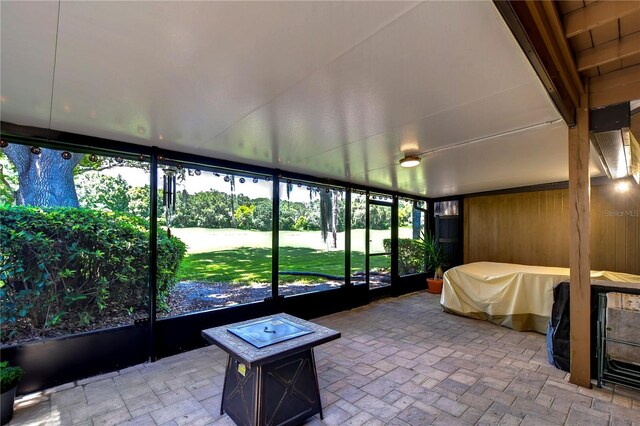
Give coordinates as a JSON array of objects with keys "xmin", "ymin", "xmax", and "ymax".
[{"xmin": 0, "ymin": 122, "xmax": 431, "ymax": 393}]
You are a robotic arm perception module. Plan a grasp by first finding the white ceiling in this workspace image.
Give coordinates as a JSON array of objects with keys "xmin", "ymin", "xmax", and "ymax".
[{"xmin": 0, "ymin": 1, "xmax": 605, "ymax": 197}]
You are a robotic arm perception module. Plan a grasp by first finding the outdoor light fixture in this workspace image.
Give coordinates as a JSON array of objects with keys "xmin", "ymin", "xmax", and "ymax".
[
  {"xmin": 615, "ymin": 181, "xmax": 631, "ymax": 193},
  {"xmin": 399, "ymin": 155, "xmax": 421, "ymax": 168},
  {"xmin": 590, "ymin": 102, "xmax": 640, "ymax": 184}
]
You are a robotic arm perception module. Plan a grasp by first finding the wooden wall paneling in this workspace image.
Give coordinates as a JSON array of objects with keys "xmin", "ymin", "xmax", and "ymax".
[
  {"xmin": 624, "ymin": 187, "xmax": 639, "ymax": 273},
  {"xmin": 487, "ymin": 196, "xmax": 497, "ymax": 261},
  {"xmin": 500, "ymin": 194, "xmax": 512, "ymax": 263},
  {"xmin": 470, "ymin": 197, "xmax": 482, "ymax": 263},
  {"xmin": 463, "ymin": 185, "xmax": 638, "ymax": 275},
  {"xmin": 521, "ymin": 193, "xmax": 531, "ymax": 263},
  {"xmin": 601, "ymin": 187, "xmax": 620, "ymax": 271},
  {"xmin": 590, "ymin": 187, "xmax": 602, "ymax": 271},
  {"xmin": 516, "ymin": 193, "xmax": 526, "ymax": 263},
  {"xmin": 616, "ymin": 188, "xmax": 627, "ymax": 273},
  {"xmin": 528, "ymin": 192, "xmax": 541, "ymax": 263},
  {"xmin": 544, "ymin": 190, "xmax": 555, "ymax": 265},
  {"xmin": 624, "ymin": 191, "xmax": 640, "ymax": 275},
  {"xmin": 558, "ymin": 189, "xmax": 570, "ymax": 266},
  {"xmin": 488, "ymin": 197, "xmax": 498, "ymax": 261},
  {"xmin": 463, "ymin": 198, "xmax": 469, "ymax": 264}
]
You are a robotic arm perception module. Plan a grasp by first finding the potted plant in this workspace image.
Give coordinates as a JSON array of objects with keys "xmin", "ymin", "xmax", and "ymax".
[
  {"xmin": 418, "ymin": 231, "xmax": 447, "ymax": 294},
  {"xmin": 1, "ymin": 361, "xmax": 23, "ymax": 425}
]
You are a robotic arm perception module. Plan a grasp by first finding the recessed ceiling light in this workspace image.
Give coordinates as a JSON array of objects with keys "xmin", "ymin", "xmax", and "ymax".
[{"xmin": 399, "ymin": 155, "xmax": 421, "ymax": 168}]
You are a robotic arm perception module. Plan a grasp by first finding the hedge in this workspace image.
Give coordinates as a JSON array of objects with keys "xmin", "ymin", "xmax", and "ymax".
[
  {"xmin": 383, "ymin": 238, "xmax": 426, "ymax": 276},
  {"xmin": 0, "ymin": 206, "xmax": 185, "ymax": 342}
]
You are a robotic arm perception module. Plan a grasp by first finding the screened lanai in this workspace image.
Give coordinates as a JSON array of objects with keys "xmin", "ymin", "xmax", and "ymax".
[{"xmin": 1, "ymin": 1, "xmax": 639, "ymax": 425}]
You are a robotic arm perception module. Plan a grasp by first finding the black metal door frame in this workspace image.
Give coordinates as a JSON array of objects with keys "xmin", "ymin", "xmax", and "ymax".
[{"xmin": 365, "ymin": 197, "xmax": 397, "ymax": 296}]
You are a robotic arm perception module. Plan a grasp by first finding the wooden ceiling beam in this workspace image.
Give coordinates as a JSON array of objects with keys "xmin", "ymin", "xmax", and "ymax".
[
  {"xmin": 589, "ymin": 63, "xmax": 640, "ymax": 108},
  {"xmin": 577, "ymin": 31, "xmax": 640, "ymax": 71},
  {"xmin": 495, "ymin": 1, "xmax": 582, "ymax": 124},
  {"xmin": 524, "ymin": 2, "xmax": 580, "ymax": 108},
  {"xmin": 539, "ymin": 1, "xmax": 585, "ymax": 100},
  {"xmin": 494, "ymin": 0, "xmax": 578, "ymax": 125},
  {"xmin": 564, "ymin": 1, "xmax": 640, "ymax": 39}
]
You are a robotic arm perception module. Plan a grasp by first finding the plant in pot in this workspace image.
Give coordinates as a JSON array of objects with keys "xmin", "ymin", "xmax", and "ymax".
[
  {"xmin": 1, "ymin": 361, "xmax": 23, "ymax": 425},
  {"xmin": 418, "ymin": 231, "xmax": 447, "ymax": 294}
]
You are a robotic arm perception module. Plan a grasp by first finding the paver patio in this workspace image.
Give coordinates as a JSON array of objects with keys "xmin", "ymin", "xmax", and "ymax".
[{"xmin": 9, "ymin": 291, "xmax": 640, "ymax": 425}]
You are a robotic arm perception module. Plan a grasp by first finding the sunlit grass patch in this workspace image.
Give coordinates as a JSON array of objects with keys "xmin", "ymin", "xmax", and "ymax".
[{"xmin": 177, "ymin": 246, "xmax": 387, "ymax": 284}]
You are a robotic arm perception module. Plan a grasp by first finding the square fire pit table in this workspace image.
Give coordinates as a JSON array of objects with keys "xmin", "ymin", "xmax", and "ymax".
[{"xmin": 202, "ymin": 313, "xmax": 340, "ymax": 426}]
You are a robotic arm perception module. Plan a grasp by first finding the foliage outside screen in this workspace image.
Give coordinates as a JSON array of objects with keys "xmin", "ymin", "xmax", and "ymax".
[
  {"xmin": 0, "ymin": 206, "xmax": 185, "ymax": 344},
  {"xmin": 384, "ymin": 238, "xmax": 426, "ymax": 275},
  {"xmin": 0, "ymin": 361, "xmax": 23, "ymax": 392}
]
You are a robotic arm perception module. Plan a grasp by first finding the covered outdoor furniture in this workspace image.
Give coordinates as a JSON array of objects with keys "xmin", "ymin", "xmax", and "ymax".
[{"xmin": 441, "ymin": 262, "xmax": 640, "ymax": 334}]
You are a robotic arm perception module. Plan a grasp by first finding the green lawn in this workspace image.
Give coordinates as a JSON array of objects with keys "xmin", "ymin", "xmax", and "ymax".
[
  {"xmin": 171, "ymin": 227, "xmax": 413, "ymax": 254},
  {"xmin": 171, "ymin": 228, "xmax": 404, "ymax": 284},
  {"xmin": 177, "ymin": 247, "xmax": 389, "ymax": 284}
]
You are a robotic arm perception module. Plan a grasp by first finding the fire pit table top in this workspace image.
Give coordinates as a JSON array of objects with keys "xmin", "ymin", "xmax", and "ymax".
[{"xmin": 202, "ymin": 313, "xmax": 340, "ymax": 368}]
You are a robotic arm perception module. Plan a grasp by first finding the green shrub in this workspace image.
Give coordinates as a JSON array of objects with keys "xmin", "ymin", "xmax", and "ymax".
[
  {"xmin": 0, "ymin": 206, "xmax": 185, "ymax": 341},
  {"xmin": 0, "ymin": 361, "xmax": 23, "ymax": 392},
  {"xmin": 383, "ymin": 238, "xmax": 426, "ymax": 276}
]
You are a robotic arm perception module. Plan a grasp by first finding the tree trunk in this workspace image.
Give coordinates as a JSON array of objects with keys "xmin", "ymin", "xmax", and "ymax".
[
  {"xmin": 320, "ymin": 190, "xmax": 337, "ymax": 248},
  {"xmin": 3, "ymin": 145, "xmax": 83, "ymax": 208},
  {"xmin": 331, "ymin": 192, "xmax": 338, "ymax": 248},
  {"xmin": 229, "ymin": 175, "xmax": 236, "ymax": 227},
  {"xmin": 412, "ymin": 207, "xmax": 422, "ymax": 239}
]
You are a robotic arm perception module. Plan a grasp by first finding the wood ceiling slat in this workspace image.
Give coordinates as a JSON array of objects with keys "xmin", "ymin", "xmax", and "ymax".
[
  {"xmin": 584, "ymin": 67, "xmax": 600, "ymax": 77},
  {"xmin": 620, "ymin": 11, "xmax": 640, "ymax": 36},
  {"xmin": 564, "ymin": 1, "xmax": 640, "ymax": 38},
  {"xmin": 622, "ymin": 54, "xmax": 640, "ymax": 68},
  {"xmin": 590, "ymin": 63, "xmax": 640, "ymax": 107},
  {"xmin": 597, "ymin": 60, "xmax": 623, "ymax": 75},
  {"xmin": 589, "ymin": 19, "xmax": 621, "ymax": 46},
  {"xmin": 570, "ymin": 31, "xmax": 594, "ymax": 52},
  {"xmin": 592, "ymin": 62, "xmax": 640, "ymax": 91},
  {"xmin": 577, "ymin": 31, "xmax": 640, "ymax": 71},
  {"xmin": 557, "ymin": 0, "xmax": 585, "ymax": 16}
]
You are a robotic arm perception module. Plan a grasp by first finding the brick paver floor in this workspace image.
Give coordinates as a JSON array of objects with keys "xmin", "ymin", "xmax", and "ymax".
[{"xmin": 9, "ymin": 291, "xmax": 640, "ymax": 425}]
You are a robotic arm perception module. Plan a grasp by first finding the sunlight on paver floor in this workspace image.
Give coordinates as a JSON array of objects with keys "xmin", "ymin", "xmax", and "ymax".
[{"xmin": 9, "ymin": 291, "xmax": 640, "ymax": 425}]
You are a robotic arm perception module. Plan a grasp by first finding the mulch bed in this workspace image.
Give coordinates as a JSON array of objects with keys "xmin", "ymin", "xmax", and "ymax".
[
  {"xmin": 161, "ymin": 281, "xmax": 342, "ymax": 317},
  {"xmin": 161, "ymin": 273, "xmax": 391, "ymax": 317}
]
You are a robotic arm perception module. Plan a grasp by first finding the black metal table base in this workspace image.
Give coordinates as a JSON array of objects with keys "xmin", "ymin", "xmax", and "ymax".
[{"xmin": 220, "ymin": 349, "xmax": 324, "ymax": 426}]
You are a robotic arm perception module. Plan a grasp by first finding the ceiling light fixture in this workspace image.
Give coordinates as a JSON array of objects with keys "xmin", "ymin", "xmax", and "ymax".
[{"xmin": 399, "ymin": 155, "xmax": 421, "ymax": 168}]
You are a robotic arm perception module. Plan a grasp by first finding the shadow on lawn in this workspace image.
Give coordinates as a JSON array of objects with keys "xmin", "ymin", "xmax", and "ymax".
[{"xmin": 165, "ymin": 247, "xmax": 391, "ymax": 317}]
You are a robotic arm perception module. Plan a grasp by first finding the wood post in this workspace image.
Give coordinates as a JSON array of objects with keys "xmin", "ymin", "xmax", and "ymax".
[{"xmin": 568, "ymin": 87, "xmax": 591, "ymax": 388}]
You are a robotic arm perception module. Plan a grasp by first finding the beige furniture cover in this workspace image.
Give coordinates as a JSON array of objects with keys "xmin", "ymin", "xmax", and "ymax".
[{"xmin": 441, "ymin": 262, "xmax": 640, "ymax": 334}]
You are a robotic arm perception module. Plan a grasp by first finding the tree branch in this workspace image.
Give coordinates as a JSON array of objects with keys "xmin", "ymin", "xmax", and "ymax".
[{"xmin": 3, "ymin": 144, "xmax": 31, "ymax": 174}]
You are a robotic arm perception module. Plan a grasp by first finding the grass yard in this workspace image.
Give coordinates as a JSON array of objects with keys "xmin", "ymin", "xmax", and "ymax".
[
  {"xmin": 171, "ymin": 227, "xmax": 413, "ymax": 254},
  {"xmin": 177, "ymin": 247, "xmax": 389, "ymax": 284},
  {"xmin": 171, "ymin": 227, "xmax": 406, "ymax": 284}
]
